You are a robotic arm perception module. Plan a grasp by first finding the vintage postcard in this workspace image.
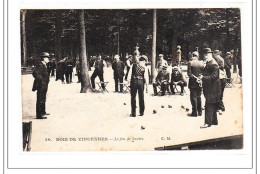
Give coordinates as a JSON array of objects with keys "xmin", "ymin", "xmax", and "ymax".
[
  {"xmin": 4, "ymin": 0, "xmax": 256, "ymax": 171},
  {"xmin": 21, "ymin": 8, "xmax": 243, "ymax": 152}
]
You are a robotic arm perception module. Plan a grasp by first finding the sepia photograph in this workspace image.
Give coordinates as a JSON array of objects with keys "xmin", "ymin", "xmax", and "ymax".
[{"xmin": 20, "ymin": 8, "xmax": 243, "ymax": 152}]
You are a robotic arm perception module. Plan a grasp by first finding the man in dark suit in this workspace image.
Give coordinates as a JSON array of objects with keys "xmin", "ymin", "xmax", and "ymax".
[
  {"xmin": 153, "ymin": 66, "xmax": 170, "ymax": 96},
  {"xmin": 32, "ymin": 52, "xmax": 50, "ymax": 119},
  {"xmin": 112, "ymin": 55, "xmax": 125, "ymax": 92},
  {"xmin": 224, "ymin": 52, "xmax": 232, "ymax": 81},
  {"xmin": 65, "ymin": 57, "xmax": 74, "ymax": 84},
  {"xmin": 213, "ymin": 50, "xmax": 226, "ymax": 113},
  {"xmin": 187, "ymin": 51, "xmax": 204, "ymax": 117},
  {"xmin": 200, "ymin": 48, "xmax": 221, "ymax": 128}
]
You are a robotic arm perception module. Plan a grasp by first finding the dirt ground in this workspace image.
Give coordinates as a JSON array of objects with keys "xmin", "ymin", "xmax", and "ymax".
[{"xmin": 21, "ymin": 66, "xmax": 243, "ymax": 151}]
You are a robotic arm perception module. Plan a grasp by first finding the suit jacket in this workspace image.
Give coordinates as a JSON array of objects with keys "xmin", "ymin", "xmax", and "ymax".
[
  {"xmin": 156, "ymin": 70, "xmax": 170, "ymax": 83},
  {"xmin": 112, "ymin": 60, "xmax": 125, "ymax": 78},
  {"xmin": 32, "ymin": 62, "xmax": 49, "ymax": 91},
  {"xmin": 202, "ymin": 59, "xmax": 221, "ymax": 103},
  {"xmin": 171, "ymin": 70, "xmax": 187, "ymax": 86},
  {"xmin": 214, "ymin": 55, "xmax": 224, "ymax": 70},
  {"xmin": 223, "ymin": 56, "xmax": 232, "ymax": 70},
  {"xmin": 187, "ymin": 58, "xmax": 204, "ymax": 88}
]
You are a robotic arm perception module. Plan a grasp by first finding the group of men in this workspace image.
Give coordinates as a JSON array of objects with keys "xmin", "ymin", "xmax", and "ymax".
[
  {"xmin": 153, "ymin": 54, "xmax": 187, "ymax": 96},
  {"xmin": 187, "ymin": 48, "xmax": 232, "ymax": 128},
  {"xmin": 32, "ymin": 47, "xmax": 233, "ymax": 129},
  {"xmin": 55, "ymin": 57, "xmax": 74, "ymax": 84}
]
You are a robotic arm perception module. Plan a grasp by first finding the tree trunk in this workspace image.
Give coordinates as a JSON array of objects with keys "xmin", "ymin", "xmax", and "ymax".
[
  {"xmin": 171, "ymin": 27, "xmax": 177, "ymax": 66},
  {"xmin": 21, "ymin": 10, "xmax": 27, "ymax": 66},
  {"xmin": 117, "ymin": 24, "xmax": 120, "ymax": 55},
  {"xmin": 78, "ymin": 10, "xmax": 92, "ymax": 93},
  {"xmin": 151, "ymin": 9, "xmax": 157, "ymax": 83},
  {"xmin": 55, "ymin": 12, "xmax": 63, "ymax": 64}
]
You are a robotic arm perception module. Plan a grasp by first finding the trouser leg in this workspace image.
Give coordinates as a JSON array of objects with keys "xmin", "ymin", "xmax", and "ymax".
[
  {"xmin": 138, "ymin": 80, "xmax": 145, "ymax": 114},
  {"xmin": 217, "ymin": 79, "xmax": 226, "ymax": 111},
  {"xmin": 161, "ymin": 83, "xmax": 166, "ymax": 95},
  {"xmin": 69, "ymin": 72, "xmax": 72, "ymax": 83},
  {"xmin": 178, "ymin": 83, "xmax": 184, "ymax": 93},
  {"xmin": 119, "ymin": 76, "xmax": 123, "ymax": 92},
  {"xmin": 205, "ymin": 102, "xmax": 218, "ymax": 126},
  {"xmin": 205, "ymin": 102, "xmax": 213, "ymax": 126},
  {"xmin": 114, "ymin": 77, "xmax": 119, "ymax": 92},
  {"xmin": 225, "ymin": 68, "xmax": 231, "ymax": 82},
  {"xmin": 153, "ymin": 82, "xmax": 158, "ymax": 95},
  {"xmin": 190, "ymin": 88, "xmax": 198, "ymax": 115},
  {"xmin": 65, "ymin": 73, "xmax": 69, "ymax": 83},
  {"xmin": 197, "ymin": 88, "xmax": 202, "ymax": 114},
  {"xmin": 130, "ymin": 80, "xmax": 138, "ymax": 115},
  {"xmin": 98, "ymin": 72, "xmax": 105, "ymax": 89},
  {"xmin": 91, "ymin": 71, "xmax": 98, "ymax": 89},
  {"xmin": 170, "ymin": 84, "xmax": 175, "ymax": 94},
  {"xmin": 212, "ymin": 103, "xmax": 218, "ymax": 125},
  {"xmin": 36, "ymin": 86, "xmax": 47, "ymax": 118},
  {"xmin": 51, "ymin": 68, "xmax": 55, "ymax": 76}
]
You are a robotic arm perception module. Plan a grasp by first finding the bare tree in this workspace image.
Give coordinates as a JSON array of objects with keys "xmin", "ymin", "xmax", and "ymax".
[{"xmin": 78, "ymin": 10, "xmax": 92, "ymax": 93}]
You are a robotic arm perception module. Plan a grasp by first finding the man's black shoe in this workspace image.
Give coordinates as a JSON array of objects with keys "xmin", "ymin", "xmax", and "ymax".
[
  {"xmin": 130, "ymin": 114, "xmax": 136, "ymax": 117},
  {"xmin": 187, "ymin": 113, "xmax": 197, "ymax": 117},
  {"xmin": 198, "ymin": 112, "xmax": 202, "ymax": 116},
  {"xmin": 36, "ymin": 117, "xmax": 47, "ymax": 119}
]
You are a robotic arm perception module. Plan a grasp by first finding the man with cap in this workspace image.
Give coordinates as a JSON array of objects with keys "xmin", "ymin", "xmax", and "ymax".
[
  {"xmin": 127, "ymin": 53, "xmax": 149, "ymax": 117},
  {"xmin": 170, "ymin": 65, "xmax": 187, "ymax": 96},
  {"xmin": 200, "ymin": 48, "xmax": 221, "ymax": 128},
  {"xmin": 156, "ymin": 54, "xmax": 168, "ymax": 71},
  {"xmin": 112, "ymin": 55, "xmax": 125, "ymax": 92},
  {"xmin": 153, "ymin": 65, "xmax": 170, "ymax": 96},
  {"xmin": 224, "ymin": 52, "xmax": 232, "ymax": 81},
  {"xmin": 187, "ymin": 51, "xmax": 204, "ymax": 117},
  {"xmin": 91, "ymin": 54, "xmax": 107, "ymax": 90},
  {"xmin": 32, "ymin": 52, "xmax": 50, "ymax": 119},
  {"xmin": 213, "ymin": 50, "xmax": 226, "ymax": 113}
]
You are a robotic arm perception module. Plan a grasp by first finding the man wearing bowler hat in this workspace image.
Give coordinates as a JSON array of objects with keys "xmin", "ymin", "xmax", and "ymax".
[
  {"xmin": 32, "ymin": 52, "xmax": 51, "ymax": 119},
  {"xmin": 112, "ymin": 55, "xmax": 125, "ymax": 92},
  {"xmin": 200, "ymin": 48, "xmax": 221, "ymax": 128}
]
